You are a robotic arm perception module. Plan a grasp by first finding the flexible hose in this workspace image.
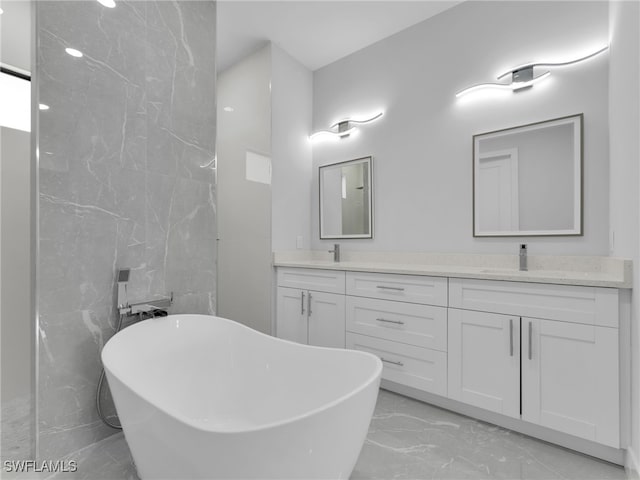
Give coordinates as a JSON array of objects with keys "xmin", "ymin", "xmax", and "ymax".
[
  {"xmin": 96, "ymin": 368, "xmax": 121, "ymax": 429},
  {"xmin": 96, "ymin": 312, "xmax": 126, "ymax": 429}
]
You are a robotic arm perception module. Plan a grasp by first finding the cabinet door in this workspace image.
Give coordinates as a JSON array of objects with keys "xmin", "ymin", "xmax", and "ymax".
[
  {"xmin": 448, "ymin": 309, "xmax": 520, "ymax": 418},
  {"xmin": 308, "ymin": 291, "xmax": 346, "ymax": 348},
  {"xmin": 276, "ymin": 287, "xmax": 307, "ymax": 344},
  {"xmin": 522, "ymin": 318, "xmax": 619, "ymax": 448}
]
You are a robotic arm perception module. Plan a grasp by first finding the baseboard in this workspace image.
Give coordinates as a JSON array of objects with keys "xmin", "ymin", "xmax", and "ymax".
[{"xmin": 626, "ymin": 447, "xmax": 640, "ymax": 479}]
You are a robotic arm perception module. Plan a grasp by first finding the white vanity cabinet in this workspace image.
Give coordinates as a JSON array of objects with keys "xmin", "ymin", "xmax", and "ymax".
[
  {"xmin": 274, "ymin": 263, "xmax": 628, "ymax": 461},
  {"xmin": 276, "ymin": 268, "xmax": 346, "ymax": 348},
  {"xmin": 448, "ymin": 278, "xmax": 620, "ymax": 448}
]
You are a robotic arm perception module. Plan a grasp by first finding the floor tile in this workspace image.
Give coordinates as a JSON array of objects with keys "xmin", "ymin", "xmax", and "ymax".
[{"xmin": 39, "ymin": 389, "xmax": 625, "ymax": 480}]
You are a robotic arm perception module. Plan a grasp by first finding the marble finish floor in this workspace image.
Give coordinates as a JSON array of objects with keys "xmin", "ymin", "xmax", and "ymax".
[
  {"xmin": 352, "ymin": 391, "xmax": 625, "ymax": 480},
  {"xmin": 1, "ymin": 396, "xmax": 33, "ymax": 462},
  {"xmin": 32, "ymin": 389, "xmax": 626, "ymax": 480}
]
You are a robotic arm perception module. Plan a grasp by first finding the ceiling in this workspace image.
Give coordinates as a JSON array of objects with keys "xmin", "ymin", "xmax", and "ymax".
[
  {"xmin": 0, "ymin": 1, "xmax": 461, "ymax": 75},
  {"xmin": 217, "ymin": 1, "xmax": 462, "ymax": 73}
]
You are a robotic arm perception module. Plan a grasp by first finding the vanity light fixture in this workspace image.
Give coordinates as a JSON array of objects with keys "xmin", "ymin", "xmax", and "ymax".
[
  {"xmin": 96, "ymin": 0, "xmax": 116, "ymax": 7},
  {"xmin": 65, "ymin": 48, "xmax": 84, "ymax": 58},
  {"xmin": 456, "ymin": 45, "xmax": 609, "ymax": 98},
  {"xmin": 0, "ymin": 7, "xmax": 4, "ymax": 15},
  {"xmin": 309, "ymin": 111, "xmax": 383, "ymax": 141}
]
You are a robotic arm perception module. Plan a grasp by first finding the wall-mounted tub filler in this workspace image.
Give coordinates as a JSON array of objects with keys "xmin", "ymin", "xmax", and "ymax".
[
  {"xmin": 97, "ymin": 268, "xmax": 174, "ymax": 429},
  {"xmin": 116, "ymin": 267, "xmax": 173, "ymax": 317}
]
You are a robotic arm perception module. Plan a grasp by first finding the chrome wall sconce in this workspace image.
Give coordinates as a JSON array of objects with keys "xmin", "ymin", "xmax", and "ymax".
[
  {"xmin": 456, "ymin": 45, "xmax": 609, "ymax": 98},
  {"xmin": 309, "ymin": 111, "xmax": 384, "ymax": 141}
]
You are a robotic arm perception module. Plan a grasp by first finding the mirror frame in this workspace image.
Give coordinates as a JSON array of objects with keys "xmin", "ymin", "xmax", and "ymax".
[
  {"xmin": 472, "ymin": 113, "xmax": 583, "ymax": 237},
  {"xmin": 319, "ymin": 156, "xmax": 373, "ymax": 240}
]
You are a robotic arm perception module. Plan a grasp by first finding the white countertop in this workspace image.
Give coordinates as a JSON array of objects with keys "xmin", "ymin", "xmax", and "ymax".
[{"xmin": 273, "ymin": 251, "xmax": 632, "ymax": 288}]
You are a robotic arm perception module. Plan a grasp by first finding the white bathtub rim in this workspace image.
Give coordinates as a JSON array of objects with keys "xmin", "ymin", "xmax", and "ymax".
[{"xmin": 103, "ymin": 314, "xmax": 383, "ymax": 435}]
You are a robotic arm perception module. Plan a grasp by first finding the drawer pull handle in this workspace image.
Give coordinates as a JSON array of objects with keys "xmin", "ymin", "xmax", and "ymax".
[
  {"xmin": 381, "ymin": 358, "xmax": 404, "ymax": 367},
  {"xmin": 376, "ymin": 285, "xmax": 405, "ymax": 291},
  {"xmin": 376, "ymin": 318, "xmax": 405, "ymax": 325}
]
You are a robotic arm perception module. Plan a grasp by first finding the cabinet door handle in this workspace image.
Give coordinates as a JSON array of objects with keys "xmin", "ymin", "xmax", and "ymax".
[
  {"xmin": 376, "ymin": 318, "xmax": 405, "ymax": 325},
  {"xmin": 509, "ymin": 318, "xmax": 514, "ymax": 357},
  {"xmin": 308, "ymin": 292, "xmax": 312, "ymax": 316},
  {"xmin": 528, "ymin": 321, "xmax": 533, "ymax": 360},
  {"xmin": 301, "ymin": 292, "xmax": 305, "ymax": 315},
  {"xmin": 381, "ymin": 358, "xmax": 404, "ymax": 367},
  {"xmin": 376, "ymin": 285, "xmax": 405, "ymax": 291}
]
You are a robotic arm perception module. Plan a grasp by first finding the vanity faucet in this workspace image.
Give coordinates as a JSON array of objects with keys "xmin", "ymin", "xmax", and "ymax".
[
  {"xmin": 329, "ymin": 244, "xmax": 341, "ymax": 262},
  {"xmin": 519, "ymin": 244, "xmax": 527, "ymax": 271}
]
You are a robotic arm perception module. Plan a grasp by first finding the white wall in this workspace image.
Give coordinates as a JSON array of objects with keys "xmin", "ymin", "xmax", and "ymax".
[
  {"xmin": 0, "ymin": 127, "xmax": 32, "ymax": 403},
  {"xmin": 311, "ymin": 1, "xmax": 609, "ymax": 255},
  {"xmin": 217, "ymin": 45, "xmax": 273, "ymax": 333},
  {"xmin": 0, "ymin": 0, "xmax": 33, "ymax": 460},
  {"xmin": 609, "ymin": 0, "xmax": 640, "ymax": 475},
  {"xmin": 271, "ymin": 44, "xmax": 313, "ymax": 250}
]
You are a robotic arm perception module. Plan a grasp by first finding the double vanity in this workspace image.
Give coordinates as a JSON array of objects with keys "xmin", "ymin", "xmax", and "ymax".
[{"xmin": 273, "ymin": 252, "xmax": 632, "ymax": 464}]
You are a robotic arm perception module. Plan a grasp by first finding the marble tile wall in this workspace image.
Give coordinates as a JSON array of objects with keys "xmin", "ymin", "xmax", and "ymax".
[{"xmin": 36, "ymin": 0, "xmax": 216, "ymax": 460}]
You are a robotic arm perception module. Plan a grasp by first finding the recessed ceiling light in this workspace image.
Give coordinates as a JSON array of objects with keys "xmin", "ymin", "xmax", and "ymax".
[
  {"xmin": 96, "ymin": 0, "xmax": 116, "ymax": 8},
  {"xmin": 65, "ymin": 48, "xmax": 84, "ymax": 58},
  {"xmin": 39, "ymin": 104, "xmax": 50, "ymax": 111},
  {"xmin": 223, "ymin": 106, "xmax": 234, "ymax": 112}
]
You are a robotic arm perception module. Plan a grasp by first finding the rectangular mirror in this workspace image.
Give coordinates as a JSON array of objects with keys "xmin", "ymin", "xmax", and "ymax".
[
  {"xmin": 473, "ymin": 114, "xmax": 583, "ymax": 237},
  {"xmin": 320, "ymin": 156, "xmax": 373, "ymax": 239}
]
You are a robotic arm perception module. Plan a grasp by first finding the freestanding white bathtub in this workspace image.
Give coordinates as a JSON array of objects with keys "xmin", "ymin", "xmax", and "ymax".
[{"xmin": 102, "ymin": 314, "xmax": 382, "ymax": 479}]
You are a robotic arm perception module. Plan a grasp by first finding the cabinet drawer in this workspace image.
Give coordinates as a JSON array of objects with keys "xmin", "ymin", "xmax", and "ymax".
[
  {"xmin": 346, "ymin": 296, "xmax": 447, "ymax": 351},
  {"xmin": 449, "ymin": 278, "xmax": 619, "ymax": 327},
  {"xmin": 346, "ymin": 333, "xmax": 447, "ymax": 396},
  {"xmin": 346, "ymin": 271, "xmax": 447, "ymax": 306},
  {"xmin": 277, "ymin": 268, "xmax": 345, "ymax": 294}
]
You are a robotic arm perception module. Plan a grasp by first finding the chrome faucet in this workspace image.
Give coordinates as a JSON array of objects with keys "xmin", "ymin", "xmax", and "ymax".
[
  {"xmin": 328, "ymin": 243, "xmax": 341, "ymax": 262},
  {"xmin": 519, "ymin": 244, "xmax": 527, "ymax": 271}
]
